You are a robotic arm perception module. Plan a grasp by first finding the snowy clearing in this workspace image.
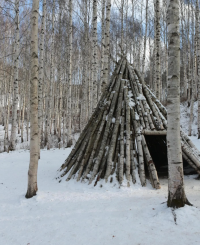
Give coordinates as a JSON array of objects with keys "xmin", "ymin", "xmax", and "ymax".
[{"xmin": 0, "ymin": 147, "xmax": 200, "ymax": 245}]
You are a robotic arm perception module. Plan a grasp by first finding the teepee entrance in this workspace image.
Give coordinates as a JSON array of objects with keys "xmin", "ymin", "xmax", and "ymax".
[
  {"xmin": 145, "ymin": 135, "xmax": 197, "ymax": 177},
  {"xmin": 145, "ymin": 135, "xmax": 168, "ymax": 177},
  {"xmin": 58, "ymin": 58, "xmax": 200, "ymax": 189}
]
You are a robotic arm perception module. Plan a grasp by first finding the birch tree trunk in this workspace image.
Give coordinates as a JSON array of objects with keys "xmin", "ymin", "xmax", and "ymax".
[
  {"xmin": 80, "ymin": 0, "xmax": 88, "ymax": 131},
  {"xmin": 153, "ymin": 8, "xmax": 157, "ymax": 94},
  {"xmin": 120, "ymin": 0, "xmax": 124, "ymax": 51},
  {"xmin": 181, "ymin": 0, "xmax": 187, "ymax": 100},
  {"xmin": 197, "ymin": 0, "xmax": 200, "ymax": 138},
  {"xmin": 187, "ymin": 4, "xmax": 191, "ymax": 104},
  {"xmin": 67, "ymin": 0, "xmax": 73, "ymax": 146},
  {"xmin": 38, "ymin": 0, "xmax": 46, "ymax": 150},
  {"xmin": 142, "ymin": 0, "xmax": 149, "ymax": 77},
  {"xmin": 57, "ymin": 1, "xmax": 62, "ymax": 144},
  {"xmin": 9, "ymin": 0, "xmax": 19, "ymax": 151},
  {"xmin": 92, "ymin": 0, "xmax": 98, "ymax": 110},
  {"xmin": 167, "ymin": 0, "xmax": 190, "ymax": 208},
  {"xmin": 101, "ymin": 0, "xmax": 111, "ymax": 93},
  {"xmin": 154, "ymin": 0, "xmax": 161, "ymax": 100},
  {"xmin": 25, "ymin": 0, "xmax": 39, "ymax": 199},
  {"xmin": 100, "ymin": 0, "xmax": 105, "ymax": 98},
  {"xmin": 188, "ymin": 5, "xmax": 196, "ymax": 136},
  {"xmin": 47, "ymin": 0, "xmax": 55, "ymax": 149}
]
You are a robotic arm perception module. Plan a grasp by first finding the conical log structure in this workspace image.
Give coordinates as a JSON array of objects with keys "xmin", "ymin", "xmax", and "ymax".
[{"xmin": 59, "ymin": 58, "xmax": 200, "ymax": 188}]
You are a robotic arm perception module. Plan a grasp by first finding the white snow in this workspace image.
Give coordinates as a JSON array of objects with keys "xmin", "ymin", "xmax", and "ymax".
[
  {"xmin": 135, "ymin": 112, "xmax": 140, "ymax": 120},
  {"xmin": 129, "ymin": 100, "xmax": 135, "ymax": 108},
  {"xmin": 181, "ymin": 101, "xmax": 198, "ymax": 136},
  {"xmin": 127, "ymin": 91, "xmax": 133, "ymax": 98},
  {"xmin": 127, "ymin": 91, "xmax": 135, "ymax": 108},
  {"xmin": 105, "ymin": 146, "xmax": 109, "ymax": 156},
  {"xmin": 1, "ymin": 109, "xmax": 200, "ymax": 244},
  {"xmin": 137, "ymin": 94, "xmax": 146, "ymax": 101},
  {"xmin": 0, "ymin": 148, "xmax": 200, "ymax": 245},
  {"xmin": 112, "ymin": 118, "xmax": 116, "ymax": 123}
]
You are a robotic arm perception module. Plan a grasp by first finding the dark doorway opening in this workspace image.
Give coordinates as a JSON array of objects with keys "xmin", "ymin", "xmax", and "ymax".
[{"xmin": 144, "ymin": 135, "xmax": 196, "ymax": 177}]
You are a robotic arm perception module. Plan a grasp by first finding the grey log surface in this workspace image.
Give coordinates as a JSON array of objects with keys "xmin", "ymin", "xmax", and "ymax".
[
  {"xmin": 143, "ymin": 130, "xmax": 167, "ymax": 135},
  {"xmin": 58, "ymin": 58, "xmax": 200, "ymax": 188}
]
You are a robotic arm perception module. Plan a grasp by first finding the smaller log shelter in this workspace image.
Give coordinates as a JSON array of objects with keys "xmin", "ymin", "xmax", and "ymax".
[{"xmin": 59, "ymin": 58, "xmax": 200, "ymax": 189}]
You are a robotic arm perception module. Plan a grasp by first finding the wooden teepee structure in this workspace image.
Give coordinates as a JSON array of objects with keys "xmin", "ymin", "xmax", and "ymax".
[{"xmin": 59, "ymin": 58, "xmax": 200, "ymax": 188}]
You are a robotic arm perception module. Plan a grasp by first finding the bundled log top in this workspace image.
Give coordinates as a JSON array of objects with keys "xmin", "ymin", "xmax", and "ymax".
[{"xmin": 59, "ymin": 58, "xmax": 200, "ymax": 188}]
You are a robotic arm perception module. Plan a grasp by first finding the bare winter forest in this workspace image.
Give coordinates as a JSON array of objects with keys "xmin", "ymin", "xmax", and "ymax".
[{"xmin": 0, "ymin": 0, "xmax": 200, "ymax": 244}]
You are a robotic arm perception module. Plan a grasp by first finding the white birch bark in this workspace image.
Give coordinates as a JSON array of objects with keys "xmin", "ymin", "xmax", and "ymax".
[
  {"xmin": 21, "ymin": 94, "xmax": 25, "ymax": 143},
  {"xmin": 26, "ymin": 0, "xmax": 39, "ymax": 198},
  {"xmin": 142, "ymin": 0, "xmax": 149, "ymax": 77},
  {"xmin": 187, "ymin": 5, "xmax": 191, "ymax": 104},
  {"xmin": 26, "ymin": 62, "xmax": 31, "ymax": 142},
  {"xmin": 80, "ymin": 0, "xmax": 89, "ymax": 131},
  {"xmin": 180, "ymin": 0, "xmax": 187, "ymax": 100},
  {"xmin": 47, "ymin": 0, "xmax": 55, "ymax": 149},
  {"xmin": 189, "ymin": 5, "xmax": 196, "ymax": 136},
  {"xmin": 154, "ymin": 0, "xmax": 161, "ymax": 100},
  {"xmin": 197, "ymin": 0, "xmax": 200, "ymax": 139},
  {"xmin": 38, "ymin": 0, "xmax": 46, "ymax": 150},
  {"xmin": 10, "ymin": 0, "xmax": 19, "ymax": 151},
  {"xmin": 100, "ymin": 0, "xmax": 106, "ymax": 98},
  {"xmin": 101, "ymin": 0, "xmax": 111, "ymax": 93},
  {"xmin": 120, "ymin": 0, "xmax": 124, "ymax": 50},
  {"xmin": 92, "ymin": 0, "xmax": 98, "ymax": 110},
  {"xmin": 167, "ymin": 0, "xmax": 189, "ymax": 208},
  {"xmin": 67, "ymin": 0, "xmax": 73, "ymax": 146}
]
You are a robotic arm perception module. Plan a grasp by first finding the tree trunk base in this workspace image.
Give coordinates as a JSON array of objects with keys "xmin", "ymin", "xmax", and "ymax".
[
  {"xmin": 67, "ymin": 139, "xmax": 73, "ymax": 148},
  {"xmin": 167, "ymin": 197, "xmax": 192, "ymax": 208},
  {"xmin": 25, "ymin": 184, "xmax": 38, "ymax": 199},
  {"xmin": 25, "ymin": 191, "xmax": 37, "ymax": 199}
]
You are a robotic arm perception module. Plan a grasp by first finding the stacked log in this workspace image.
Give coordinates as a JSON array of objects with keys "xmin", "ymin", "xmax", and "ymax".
[
  {"xmin": 59, "ymin": 59, "xmax": 200, "ymax": 188},
  {"xmin": 135, "ymin": 67, "xmax": 200, "ymax": 177}
]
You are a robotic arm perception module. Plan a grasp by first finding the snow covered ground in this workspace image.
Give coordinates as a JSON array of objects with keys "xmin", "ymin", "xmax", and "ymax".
[
  {"xmin": 0, "ymin": 102, "xmax": 200, "ymax": 245},
  {"xmin": 0, "ymin": 147, "xmax": 200, "ymax": 245},
  {"xmin": 180, "ymin": 101, "xmax": 198, "ymax": 136}
]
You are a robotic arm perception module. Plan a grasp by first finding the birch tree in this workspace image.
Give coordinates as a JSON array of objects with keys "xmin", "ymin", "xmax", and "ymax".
[
  {"xmin": 25, "ymin": 0, "xmax": 40, "ymax": 199},
  {"xmin": 100, "ymin": 0, "xmax": 105, "ymax": 98},
  {"xmin": 196, "ymin": 0, "xmax": 200, "ymax": 138},
  {"xmin": 101, "ymin": 0, "xmax": 111, "ymax": 93},
  {"xmin": 167, "ymin": 0, "xmax": 190, "ymax": 208},
  {"xmin": 38, "ymin": 0, "xmax": 46, "ymax": 150},
  {"xmin": 47, "ymin": 0, "xmax": 55, "ymax": 149},
  {"xmin": 188, "ymin": 4, "xmax": 196, "ymax": 136},
  {"xmin": 142, "ymin": 0, "xmax": 149, "ymax": 77},
  {"xmin": 80, "ymin": 0, "xmax": 88, "ymax": 131},
  {"xmin": 67, "ymin": 0, "xmax": 73, "ymax": 146},
  {"xmin": 154, "ymin": 0, "xmax": 161, "ymax": 100},
  {"xmin": 187, "ymin": 3, "xmax": 192, "ymax": 105},
  {"xmin": 180, "ymin": 0, "xmax": 187, "ymax": 100},
  {"xmin": 92, "ymin": 0, "xmax": 98, "ymax": 110},
  {"xmin": 9, "ymin": 0, "xmax": 19, "ymax": 151}
]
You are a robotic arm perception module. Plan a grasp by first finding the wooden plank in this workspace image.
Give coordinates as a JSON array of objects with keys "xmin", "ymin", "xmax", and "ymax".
[{"xmin": 143, "ymin": 130, "xmax": 167, "ymax": 136}]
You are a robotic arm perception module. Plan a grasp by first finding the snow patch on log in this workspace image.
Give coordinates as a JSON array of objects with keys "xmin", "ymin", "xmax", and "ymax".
[
  {"xmin": 135, "ymin": 113, "xmax": 139, "ymax": 120},
  {"xmin": 137, "ymin": 94, "xmax": 146, "ymax": 101},
  {"xmin": 127, "ymin": 91, "xmax": 135, "ymax": 108},
  {"xmin": 105, "ymin": 146, "xmax": 109, "ymax": 156}
]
